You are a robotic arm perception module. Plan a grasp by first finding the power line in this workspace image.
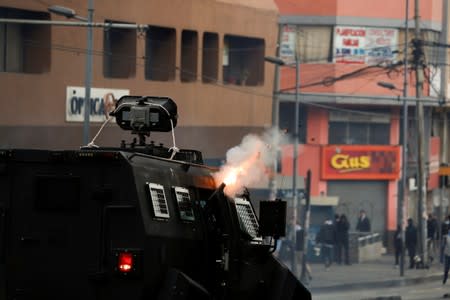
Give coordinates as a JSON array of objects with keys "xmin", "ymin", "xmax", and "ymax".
[
  {"xmin": 23, "ymin": 38, "xmax": 441, "ymax": 112},
  {"xmin": 22, "ymin": 39, "xmax": 404, "ymax": 103},
  {"xmin": 3, "ymin": 29, "xmax": 442, "ymax": 121}
]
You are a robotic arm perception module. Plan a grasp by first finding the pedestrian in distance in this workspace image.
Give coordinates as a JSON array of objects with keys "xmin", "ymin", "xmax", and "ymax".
[
  {"xmin": 316, "ymin": 217, "xmax": 336, "ymax": 270},
  {"xmin": 333, "ymin": 214, "xmax": 340, "ymax": 263},
  {"xmin": 356, "ymin": 209, "xmax": 371, "ymax": 233},
  {"xmin": 394, "ymin": 224, "xmax": 402, "ymax": 268},
  {"xmin": 336, "ymin": 214, "xmax": 350, "ymax": 265},
  {"xmin": 443, "ymin": 227, "xmax": 450, "ymax": 284},
  {"xmin": 441, "ymin": 215, "xmax": 450, "ymax": 263},
  {"xmin": 405, "ymin": 218, "xmax": 418, "ymax": 269},
  {"xmin": 278, "ymin": 217, "xmax": 297, "ymax": 271},
  {"xmin": 427, "ymin": 213, "xmax": 438, "ymax": 264},
  {"xmin": 276, "ymin": 238, "xmax": 292, "ymax": 265},
  {"xmin": 295, "ymin": 222, "xmax": 312, "ymax": 282}
]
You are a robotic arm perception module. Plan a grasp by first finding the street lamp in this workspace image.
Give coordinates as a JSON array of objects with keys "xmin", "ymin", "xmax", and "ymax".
[
  {"xmin": 48, "ymin": 5, "xmax": 87, "ymax": 21},
  {"xmin": 265, "ymin": 55, "xmax": 300, "ymax": 277},
  {"xmin": 264, "ymin": 56, "xmax": 286, "ymax": 66},
  {"xmin": 377, "ymin": 81, "xmax": 408, "ymax": 277},
  {"xmin": 265, "ymin": 55, "xmax": 284, "ymax": 200},
  {"xmin": 48, "ymin": 1, "xmax": 94, "ymax": 145},
  {"xmin": 377, "ymin": 81, "xmax": 398, "ymax": 91}
]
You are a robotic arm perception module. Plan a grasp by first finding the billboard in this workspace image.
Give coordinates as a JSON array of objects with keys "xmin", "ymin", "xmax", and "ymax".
[
  {"xmin": 321, "ymin": 145, "xmax": 401, "ymax": 180},
  {"xmin": 334, "ymin": 26, "xmax": 398, "ymax": 65},
  {"xmin": 280, "ymin": 24, "xmax": 297, "ymax": 64},
  {"xmin": 65, "ymin": 86, "xmax": 129, "ymax": 123}
]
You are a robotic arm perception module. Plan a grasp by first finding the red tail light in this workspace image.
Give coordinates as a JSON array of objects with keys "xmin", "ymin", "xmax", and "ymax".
[
  {"xmin": 113, "ymin": 249, "xmax": 141, "ymax": 277},
  {"xmin": 118, "ymin": 252, "xmax": 133, "ymax": 273}
]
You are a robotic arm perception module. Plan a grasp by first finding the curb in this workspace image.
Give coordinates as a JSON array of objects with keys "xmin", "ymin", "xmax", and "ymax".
[{"xmin": 308, "ymin": 273, "xmax": 442, "ymax": 293}]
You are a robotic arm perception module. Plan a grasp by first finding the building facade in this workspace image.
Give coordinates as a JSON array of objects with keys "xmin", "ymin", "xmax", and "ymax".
[
  {"xmin": 0, "ymin": 0, "xmax": 278, "ymax": 162},
  {"xmin": 273, "ymin": 0, "xmax": 446, "ymax": 249}
]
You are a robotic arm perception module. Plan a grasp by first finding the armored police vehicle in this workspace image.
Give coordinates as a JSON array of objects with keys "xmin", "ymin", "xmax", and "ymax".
[{"xmin": 0, "ymin": 96, "xmax": 311, "ymax": 299}]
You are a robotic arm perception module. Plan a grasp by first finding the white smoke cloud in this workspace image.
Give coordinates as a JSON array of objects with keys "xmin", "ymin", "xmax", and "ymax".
[{"xmin": 213, "ymin": 127, "xmax": 290, "ymax": 197}]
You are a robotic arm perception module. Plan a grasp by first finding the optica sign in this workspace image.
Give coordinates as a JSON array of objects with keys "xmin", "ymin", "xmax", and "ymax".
[
  {"xmin": 321, "ymin": 145, "xmax": 400, "ymax": 180},
  {"xmin": 66, "ymin": 86, "xmax": 129, "ymax": 123}
]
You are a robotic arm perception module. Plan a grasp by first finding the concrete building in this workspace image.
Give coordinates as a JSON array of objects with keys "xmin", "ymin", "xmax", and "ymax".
[
  {"xmin": 0, "ymin": 0, "xmax": 278, "ymax": 163},
  {"xmin": 2, "ymin": 0, "xmax": 449, "ymax": 254},
  {"xmin": 273, "ymin": 0, "xmax": 446, "ymax": 249}
]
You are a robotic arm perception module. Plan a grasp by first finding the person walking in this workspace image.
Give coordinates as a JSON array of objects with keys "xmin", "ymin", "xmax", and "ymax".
[
  {"xmin": 316, "ymin": 217, "xmax": 336, "ymax": 270},
  {"xmin": 356, "ymin": 209, "xmax": 371, "ymax": 233},
  {"xmin": 276, "ymin": 238, "xmax": 293, "ymax": 265},
  {"xmin": 295, "ymin": 223, "xmax": 312, "ymax": 282},
  {"xmin": 333, "ymin": 214, "xmax": 340, "ymax": 263},
  {"xmin": 427, "ymin": 213, "xmax": 437, "ymax": 263},
  {"xmin": 336, "ymin": 214, "xmax": 350, "ymax": 265},
  {"xmin": 443, "ymin": 227, "xmax": 450, "ymax": 284},
  {"xmin": 441, "ymin": 216, "xmax": 450, "ymax": 263},
  {"xmin": 405, "ymin": 218, "xmax": 418, "ymax": 269},
  {"xmin": 394, "ymin": 224, "xmax": 403, "ymax": 267},
  {"xmin": 279, "ymin": 217, "xmax": 297, "ymax": 271}
]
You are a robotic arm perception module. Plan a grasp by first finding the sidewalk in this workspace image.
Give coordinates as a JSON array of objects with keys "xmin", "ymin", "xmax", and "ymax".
[{"xmin": 302, "ymin": 254, "xmax": 443, "ymax": 294}]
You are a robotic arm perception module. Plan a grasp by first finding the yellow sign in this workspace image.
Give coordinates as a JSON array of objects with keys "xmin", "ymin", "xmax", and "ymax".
[
  {"xmin": 330, "ymin": 154, "xmax": 371, "ymax": 171},
  {"xmin": 439, "ymin": 166, "xmax": 450, "ymax": 175}
]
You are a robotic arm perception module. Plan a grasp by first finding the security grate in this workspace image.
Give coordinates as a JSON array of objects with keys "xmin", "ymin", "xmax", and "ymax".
[
  {"xmin": 147, "ymin": 182, "xmax": 170, "ymax": 219},
  {"xmin": 234, "ymin": 197, "xmax": 260, "ymax": 240},
  {"xmin": 173, "ymin": 186, "xmax": 195, "ymax": 221}
]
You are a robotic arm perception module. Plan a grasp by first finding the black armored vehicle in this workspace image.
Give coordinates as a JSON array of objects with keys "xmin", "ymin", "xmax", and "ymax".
[{"xmin": 0, "ymin": 96, "xmax": 310, "ymax": 300}]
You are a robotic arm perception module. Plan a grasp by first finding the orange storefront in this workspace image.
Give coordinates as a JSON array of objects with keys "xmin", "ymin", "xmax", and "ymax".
[
  {"xmin": 273, "ymin": 0, "xmax": 444, "ymax": 248},
  {"xmin": 321, "ymin": 146, "xmax": 400, "ymax": 180},
  {"xmin": 281, "ymin": 144, "xmax": 401, "ymax": 239}
]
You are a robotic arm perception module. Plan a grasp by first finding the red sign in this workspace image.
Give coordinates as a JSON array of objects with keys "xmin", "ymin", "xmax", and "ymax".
[
  {"xmin": 321, "ymin": 145, "xmax": 400, "ymax": 180},
  {"xmin": 428, "ymin": 136, "xmax": 440, "ymax": 190}
]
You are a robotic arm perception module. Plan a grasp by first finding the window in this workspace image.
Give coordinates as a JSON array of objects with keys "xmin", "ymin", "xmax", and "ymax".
[
  {"xmin": 234, "ymin": 197, "xmax": 261, "ymax": 242},
  {"xmin": 298, "ymin": 26, "xmax": 333, "ymax": 63},
  {"xmin": 173, "ymin": 186, "xmax": 195, "ymax": 222},
  {"xmin": 146, "ymin": 182, "xmax": 170, "ymax": 219},
  {"xmin": 279, "ymin": 102, "xmax": 307, "ymax": 143},
  {"xmin": 328, "ymin": 110, "xmax": 390, "ymax": 145},
  {"xmin": 280, "ymin": 25, "xmax": 333, "ymax": 64},
  {"xmin": 145, "ymin": 25, "xmax": 176, "ymax": 81},
  {"xmin": 180, "ymin": 30, "xmax": 198, "ymax": 82},
  {"xmin": 202, "ymin": 32, "xmax": 218, "ymax": 83},
  {"xmin": 328, "ymin": 122, "xmax": 347, "ymax": 144},
  {"xmin": 398, "ymin": 28, "xmax": 440, "ymax": 73},
  {"xmin": 103, "ymin": 20, "xmax": 136, "ymax": 78},
  {"xmin": 422, "ymin": 29, "xmax": 440, "ymax": 67},
  {"xmin": 222, "ymin": 35, "xmax": 264, "ymax": 86},
  {"xmin": 0, "ymin": 7, "xmax": 50, "ymax": 73}
]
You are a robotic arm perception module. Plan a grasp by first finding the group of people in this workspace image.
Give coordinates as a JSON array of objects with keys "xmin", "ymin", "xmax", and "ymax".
[
  {"xmin": 393, "ymin": 218, "xmax": 418, "ymax": 269},
  {"xmin": 428, "ymin": 213, "xmax": 450, "ymax": 285},
  {"xmin": 277, "ymin": 210, "xmax": 450, "ymax": 287},
  {"xmin": 276, "ymin": 218, "xmax": 312, "ymax": 281},
  {"xmin": 315, "ymin": 209, "xmax": 371, "ymax": 270},
  {"xmin": 393, "ymin": 214, "xmax": 450, "ymax": 274}
]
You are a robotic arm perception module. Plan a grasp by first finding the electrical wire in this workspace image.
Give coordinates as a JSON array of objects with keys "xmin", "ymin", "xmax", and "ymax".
[
  {"xmin": 22, "ymin": 37, "xmax": 412, "ymax": 96},
  {"xmin": 7, "ymin": 33, "xmax": 445, "ymax": 121},
  {"xmin": 34, "ymin": 38, "xmax": 444, "ymax": 119}
]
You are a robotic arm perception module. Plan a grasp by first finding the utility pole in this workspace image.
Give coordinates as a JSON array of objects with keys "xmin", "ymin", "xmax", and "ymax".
[
  {"xmin": 264, "ymin": 50, "xmax": 300, "ymax": 276},
  {"xmin": 300, "ymin": 170, "xmax": 311, "ymax": 284},
  {"xmin": 290, "ymin": 51, "xmax": 300, "ymax": 277},
  {"xmin": 269, "ymin": 24, "xmax": 283, "ymax": 201},
  {"xmin": 84, "ymin": 0, "xmax": 94, "ymax": 146},
  {"xmin": 399, "ymin": 0, "xmax": 409, "ymax": 277},
  {"xmin": 413, "ymin": 0, "xmax": 428, "ymax": 266},
  {"xmin": 439, "ymin": 0, "xmax": 449, "ymax": 242}
]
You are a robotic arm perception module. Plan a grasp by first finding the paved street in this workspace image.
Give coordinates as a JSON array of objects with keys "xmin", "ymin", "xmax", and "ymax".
[
  {"xmin": 314, "ymin": 280, "xmax": 450, "ymax": 300},
  {"xmin": 294, "ymin": 254, "xmax": 446, "ymax": 299}
]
